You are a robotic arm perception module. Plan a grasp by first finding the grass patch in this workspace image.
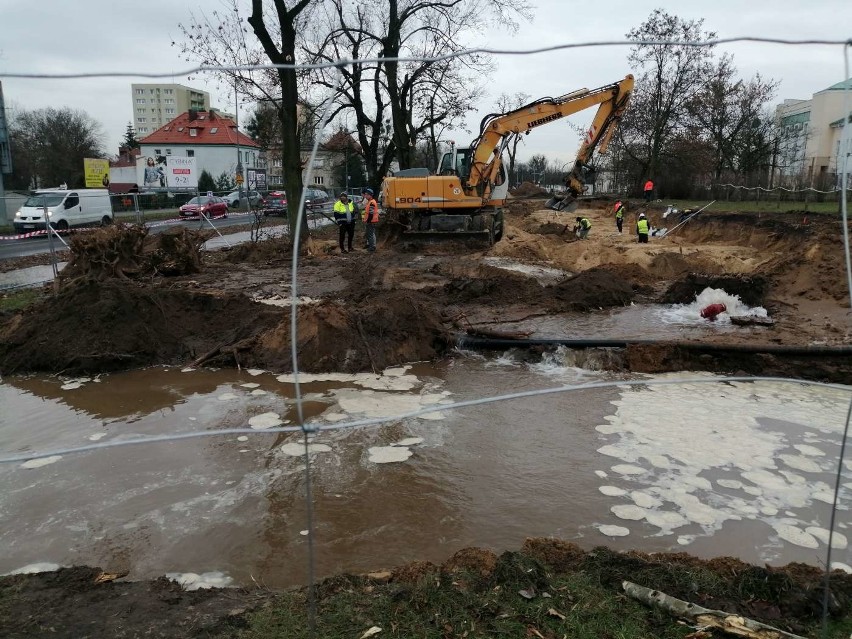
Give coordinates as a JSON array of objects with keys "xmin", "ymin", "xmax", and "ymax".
[{"xmin": 0, "ymin": 287, "xmax": 47, "ymax": 312}]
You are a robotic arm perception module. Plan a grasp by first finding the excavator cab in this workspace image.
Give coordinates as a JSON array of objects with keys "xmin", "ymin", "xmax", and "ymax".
[{"xmin": 438, "ymin": 147, "xmax": 471, "ymax": 180}]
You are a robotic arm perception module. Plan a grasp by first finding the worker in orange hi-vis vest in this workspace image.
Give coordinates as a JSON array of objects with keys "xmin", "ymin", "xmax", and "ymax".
[
  {"xmin": 643, "ymin": 179, "xmax": 654, "ymax": 202},
  {"xmin": 361, "ymin": 188, "xmax": 380, "ymax": 253}
]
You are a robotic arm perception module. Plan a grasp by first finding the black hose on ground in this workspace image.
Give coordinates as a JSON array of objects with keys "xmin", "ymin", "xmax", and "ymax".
[{"xmin": 456, "ymin": 335, "xmax": 852, "ymax": 356}]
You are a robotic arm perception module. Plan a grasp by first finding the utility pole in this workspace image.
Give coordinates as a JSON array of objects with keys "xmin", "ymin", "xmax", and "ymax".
[
  {"xmin": 234, "ymin": 78, "xmax": 244, "ymax": 209},
  {"xmin": 0, "ymin": 82, "xmax": 11, "ymax": 221}
]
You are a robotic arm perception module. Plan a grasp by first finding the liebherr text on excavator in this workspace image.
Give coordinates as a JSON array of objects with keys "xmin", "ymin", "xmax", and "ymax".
[{"xmin": 381, "ymin": 74, "xmax": 634, "ymax": 244}]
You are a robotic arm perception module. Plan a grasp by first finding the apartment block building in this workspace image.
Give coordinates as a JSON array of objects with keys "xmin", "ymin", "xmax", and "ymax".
[
  {"xmin": 131, "ymin": 83, "xmax": 210, "ymax": 135},
  {"xmin": 775, "ymin": 78, "xmax": 852, "ymax": 186}
]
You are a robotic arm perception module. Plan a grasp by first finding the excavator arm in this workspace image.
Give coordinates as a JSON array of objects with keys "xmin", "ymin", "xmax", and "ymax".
[{"xmin": 469, "ymin": 75, "xmax": 634, "ymax": 205}]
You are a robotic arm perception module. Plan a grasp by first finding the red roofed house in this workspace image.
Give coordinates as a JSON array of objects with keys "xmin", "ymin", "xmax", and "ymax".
[{"xmin": 137, "ymin": 109, "xmax": 261, "ymax": 188}]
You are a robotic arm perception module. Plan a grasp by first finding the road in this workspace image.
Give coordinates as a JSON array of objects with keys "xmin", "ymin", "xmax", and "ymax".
[{"xmin": 0, "ymin": 212, "xmax": 282, "ymax": 261}]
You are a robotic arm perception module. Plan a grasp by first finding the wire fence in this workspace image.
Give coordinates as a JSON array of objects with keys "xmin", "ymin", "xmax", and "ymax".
[{"xmin": 0, "ymin": 34, "xmax": 851, "ymax": 638}]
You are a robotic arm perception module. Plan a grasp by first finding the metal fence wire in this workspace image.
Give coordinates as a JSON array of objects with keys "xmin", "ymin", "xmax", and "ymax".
[{"xmin": 0, "ymin": 35, "xmax": 851, "ymax": 638}]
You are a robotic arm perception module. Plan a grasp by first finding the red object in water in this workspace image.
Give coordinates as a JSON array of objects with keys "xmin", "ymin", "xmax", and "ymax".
[{"xmin": 700, "ymin": 303, "xmax": 727, "ymax": 321}]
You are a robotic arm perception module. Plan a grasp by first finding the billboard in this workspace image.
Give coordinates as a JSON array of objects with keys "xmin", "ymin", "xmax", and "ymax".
[
  {"xmin": 135, "ymin": 155, "xmax": 197, "ymax": 189},
  {"xmin": 84, "ymin": 158, "xmax": 110, "ymax": 188},
  {"xmin": 166, "ymin": 156, "xmax": 197, "ymax": 188},
  {"xmin": 246, "ymin": 168, "xmax": 267, "ymax": 191}
]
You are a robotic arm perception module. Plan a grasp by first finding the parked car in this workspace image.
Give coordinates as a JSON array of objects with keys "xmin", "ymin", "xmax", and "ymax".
[
  {"xmin": 261, "ymin": 191, "xmax": 288, "ymax": 217},
  {"xmin": 304, "ymin": 188, "xmax": 332, "ymax": 212},
  {"xmin": 224, "ymin": 190, "xmax": 262, "ymax": 207},
  {"xmin": 14, "ymin": 189, "xmax": 114, "ymax": 233},
  {"xmin": 179, "ymin": 196, "xmax": 229, "ymax": 218}
]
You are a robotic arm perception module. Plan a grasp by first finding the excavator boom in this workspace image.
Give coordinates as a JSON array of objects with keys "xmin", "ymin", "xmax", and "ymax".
[{"xmin": 381, "ymin": 74, "xmax": 634, "ymax": 242}]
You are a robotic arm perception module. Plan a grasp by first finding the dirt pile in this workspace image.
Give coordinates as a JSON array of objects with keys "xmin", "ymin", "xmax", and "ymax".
[
  {"xmin": 509, "ymin": 181, "xmax": 551, "ymax": 197},
  {"xmin": 0, "ymin": 280, "xmax": 282, "ymax": 374},
  {"xmin": 249, "ymin": 290, "xmax": 451, "ymax": 373},
  {"xmin": 61, "ymin": 225, "xmax": 205, "ymax": 282},
  {"xmin": 547, "ymin": 267, "xmax": 636, "ymax": 310},
  {"xmin": 662, "ymin": 273, "xmax": 770, "ymax": 306}
]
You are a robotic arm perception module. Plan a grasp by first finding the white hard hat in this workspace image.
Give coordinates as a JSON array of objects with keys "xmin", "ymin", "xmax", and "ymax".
[{"xmin": 639, "ymin": 213, "xmax": 646, "ymax": 218}]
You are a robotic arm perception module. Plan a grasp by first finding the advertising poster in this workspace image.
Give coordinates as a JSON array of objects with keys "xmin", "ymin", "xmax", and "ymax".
[
  {"xmin": 166, "ymin": 156, "xmax": 197, "ymax": 189},
  {"xmin": 84, "ymin": 158, "xmax": 110, "ymax": 188},
  {"xmin": 247, "ymin": 168, "xmax": 267, "ymax": 191}
]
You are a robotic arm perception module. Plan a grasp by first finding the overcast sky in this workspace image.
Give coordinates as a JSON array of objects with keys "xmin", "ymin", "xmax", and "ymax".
[{"xmin": 1, "ymin": 0, "xmax": 850, "ymax": 169}]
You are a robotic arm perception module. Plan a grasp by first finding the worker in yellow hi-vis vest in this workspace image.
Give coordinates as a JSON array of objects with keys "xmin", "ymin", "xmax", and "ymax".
[{"xmin": 636, "ymin": 212, "xmax": 650, "ymax": 244}]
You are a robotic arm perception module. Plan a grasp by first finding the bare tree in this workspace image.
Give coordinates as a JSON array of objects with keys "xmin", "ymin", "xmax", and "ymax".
[
  {"xmin": 619, "ymin": 9, "xmax": 716, "ymax": 191},
  {"xmin": 8, "ymin": 107, "xmax": 105, "ymax": 189},
  {"xmin": 687, "ymin": 54, "xmax": 778, "ymax": 181},
  {"xmin": 175, "ymin": 0, "xmax": 319, "ymax": 247},
  {"xmin": 492, "ymin": 91, "xmax": 531, "ymax": 182}
]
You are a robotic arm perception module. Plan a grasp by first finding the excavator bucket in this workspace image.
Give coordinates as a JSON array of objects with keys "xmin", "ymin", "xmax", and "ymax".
[{"xmin": 544, "ymin": 194, "xmax": 578, "ymax": 213}]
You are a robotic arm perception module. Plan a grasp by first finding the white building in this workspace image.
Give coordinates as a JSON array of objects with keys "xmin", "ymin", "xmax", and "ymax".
[
  {"xmin": 131, "ymin": 83, "xmax": 210, "ymax": 135},
  {"xmin": 137, "ymin": 109, "xmax": 261, "ymax": 189},
  {"xmin": 775, "ymin": 78, "xmax": 852, "ymax": 186}
]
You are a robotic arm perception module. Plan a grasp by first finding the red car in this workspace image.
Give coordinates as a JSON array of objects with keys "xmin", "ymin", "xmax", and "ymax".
[{"xmin": 179, "ymin": 196, "xmax": 229, "ymax": 218}]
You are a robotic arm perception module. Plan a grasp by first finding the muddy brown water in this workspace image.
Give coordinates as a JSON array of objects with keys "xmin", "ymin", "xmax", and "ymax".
[{"xmin": 2, "ymin": 352, "xmax": 851, "ymax": 588}]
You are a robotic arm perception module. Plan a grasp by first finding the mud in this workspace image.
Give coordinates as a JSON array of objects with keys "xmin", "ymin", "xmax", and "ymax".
[
  {"xmin": 1, "ymin": 201, "xmax": 850, "ymax": 379},
  {"xmin": 3, "ymin": 539, "xmax": 851, "ymax": 638}
]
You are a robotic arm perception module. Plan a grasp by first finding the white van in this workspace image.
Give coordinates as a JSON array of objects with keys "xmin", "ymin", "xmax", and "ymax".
[{"xmin": 13, "ymin": 189, "xmax": 114, "ymax": 233}]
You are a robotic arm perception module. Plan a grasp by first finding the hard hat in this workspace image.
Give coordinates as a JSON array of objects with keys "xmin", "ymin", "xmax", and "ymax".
[
  {"xmin": 639, "ymin": 213, "xmax": 646, "ymax": 218},
  {"xmin": 339, "ymin": 192, "xmax": 348, "ymax": 197},
  {"xmin": 363, "ymin": 188, "xmax": 374, "ymax": 195}
]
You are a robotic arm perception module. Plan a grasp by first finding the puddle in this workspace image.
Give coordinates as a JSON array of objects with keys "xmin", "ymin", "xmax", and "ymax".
[{"xmin": 0, "ymin": 358, "xmax": 850, "ymax": 587}]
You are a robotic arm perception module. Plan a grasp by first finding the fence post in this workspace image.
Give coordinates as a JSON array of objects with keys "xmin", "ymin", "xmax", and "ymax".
[{"xmin": 133, "ymin": 193, "xmax": 141, "ymax": 225}]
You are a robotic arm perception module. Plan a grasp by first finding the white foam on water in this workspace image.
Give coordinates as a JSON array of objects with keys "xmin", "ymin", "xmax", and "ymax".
[
  {"xmin": 165, "ymin": 571, "xmax": 233, "ymax": 590},
  {"xmin": 677, "ymin": 535, "xmax": 695, "ymax": 546},
  {"xmin": 659, "ymin": 287, "xmax": 767, "ymax": 326},
  {"xmin": 240, "ymin": 383, "xmax": 260, "ymax": 389},
  {"xmin": 805, "ymin": 527, "xmax": 848, "ymax": 549},
  {"xmin": 611, "ymin": 464, "xmax": 645, "ymax": 476},
  {"xmin": 717, "ymin": 479, "xmax": 743, "ymax": 490},
  {"xmin": 594, "ymin": 376, "xmax": 851, "ymax": 551},
  {"xmin": 246, "ymin": 369, "xmax": 266, "ymax": 376},
  {"xmin": 611, "ymin": 504, "xmax": 647, "ymax": 521},
  {"xmin": 599, "ymin": 486, "xmax": 627, "ymax": 497},
  {"xmin": 383, "ymin": 366, "xmax": 411, "ymax": 377},
  {"xmin": 280, "ymin": 442, "xmax": 332, "ymax": 457},
  {"xmin": 88, "ymin": 433, "xmax": 107, "ymax": 441},
  {"xmin": 276, "ymin": 371, "xmax": 421, "ymax": 391},
  {"xmin": 321, "ymin": 412, "xmax": 349, "ymax": 423},
  {"xmin": 598, "ymin": 525, "xmax": 630, "ymax": 537},
  {"xmin": 779, "ymin": 454, "xmax": 823, "ymax": 473},
  {"xmin": 61, "ymin": 381, "xmax": 84, "ymax": 390},
  {"xmin": 218, "ymin": 393, "xmax": 239, "ymax": 401},
  {"xmin": 5, "ymin": 562, "xmax": 61, "ymax": 575},
  {"xmin": 336, "ymin": 389, "xmax": 447, "ymax": 420},
  {"xmin": 181, "ymin": 367, "xmax": 195, "ymax": 373},
  {"xmin": 300, "ymin": 530, "xmax": 309, "ymax": 536},
  {"xmin": 248, "ymin": 412, "xmax": 282, "ymax": 429},
  {"xmin": 773, "ymin": 524, "xmax": 819, "ymax": 549},
  {"xmin": 392, "ymin": 438, "xmax": 424, "ymax": 447},
  {"xmin": 237, "ymin": 436, "xmax": 248, "ymax": 442},
  {"xmin": 368, "ymin": 446, "xmax": 413, "ymax": 464},
  {"xmin": 20, "ymin": 456, "xmax": 62, "ymax": 469},
  {"xmin": 595, "ymin": 470, "xmax": 608, "ymax": 478},
  {"xmin": 250, "ymin": 389, "xmax": 267, "ymax": 396},
  {"xmin": 831, "ymin": 562, "xmax": 852, "ymax": 573},
  {"xmin": 794, "ymin": 444, "xmax": 825, "ymax": 457}
]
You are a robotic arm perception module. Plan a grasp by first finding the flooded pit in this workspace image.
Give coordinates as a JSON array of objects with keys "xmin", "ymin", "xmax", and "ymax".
[{"xmin": 2, "ymin": 354, "xmax": 851, "ymax": 587}]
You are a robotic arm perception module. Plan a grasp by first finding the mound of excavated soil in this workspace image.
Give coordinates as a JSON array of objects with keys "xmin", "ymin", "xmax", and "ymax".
[
  {"xmin": 547, "ymin": 267, "xmax": 636, "ymax": 311},
  {"xmin": 248, "ymin": 290, "xmax": 451, "ymax": 374},
  {"xmin": 662, "ymin": 273, "xmax": 770, "ymax": 306},
  {"xmin": 509, "ymin": 182, "xmax": 551, "ymax": 197},
  {"xmin": 0, "ymin": 281, "xmax": 282, "ymax": 374},
  {"xmin": 0, "ymin": 280, "xmax": 452, "ymax": 376}
]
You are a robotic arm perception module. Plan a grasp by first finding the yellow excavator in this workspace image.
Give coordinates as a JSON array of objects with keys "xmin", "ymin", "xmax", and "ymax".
[{"xmin": 381, "ymin": 74, "xmax": 634, "ymax": 243}]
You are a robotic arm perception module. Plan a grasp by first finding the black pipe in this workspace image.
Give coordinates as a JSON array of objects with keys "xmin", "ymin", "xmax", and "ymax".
[{"xmin": 456, "ymin": 335, "xmax": 852, "ymax": 356}]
